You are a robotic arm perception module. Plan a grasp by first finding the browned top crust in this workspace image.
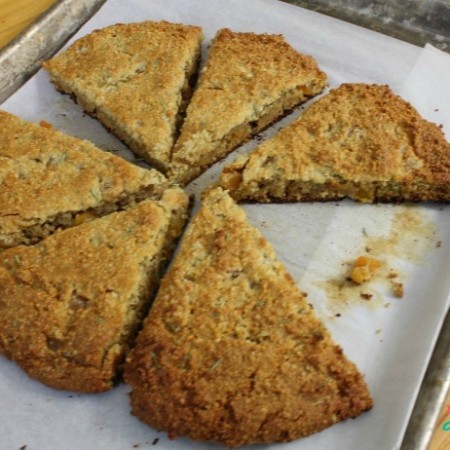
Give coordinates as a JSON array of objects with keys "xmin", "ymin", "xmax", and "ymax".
[
  {"xmin": 125, "ymin": 187, "xmax": 372, "ymax": 447},
  {"xmin": 0, "ymin": 109, "xmax": 167, "ymax": 248},
  {"xmin": 43, "ymin": 21, "xmax": 203, "ymax": 171},
  {"xmin": 221, "ymin": 83, "xmax": 450, "ymax": 202},
  {"xmin": 0, "ymin": 188, "xmax": 189, "ymax": 393},
  {"xmin": 169, "ymin": 28, "xmax": 328, "ymax": 184}
]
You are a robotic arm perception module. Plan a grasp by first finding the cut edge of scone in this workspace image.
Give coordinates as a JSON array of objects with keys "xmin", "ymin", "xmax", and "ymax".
[
  {"xmin": 43, "ymin": 21, "xmax": 204, "ymax": 174},
  {"xmin": 1, "ymin": 180, "xmax": 168, "ymax": 250},
  {"xmin": 168, "ymin": 28, "xmax": 328, "ymax": 186},
  {"xmin": 220, "ymin": 83, "xmax": 450, "ymax": 203},
  {"xmin": 124, "ymin": 187, "xmax": 372, "ymax": 447},
  {"xmin": 0, "ymin": 109, "xmax": 171, "ymax": 250},
  {"xmin": 0, "ymin": 188, "xmax": 190, "ymax": 393}
]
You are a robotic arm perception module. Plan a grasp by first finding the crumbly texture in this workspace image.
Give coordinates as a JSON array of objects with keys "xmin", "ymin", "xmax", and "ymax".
[
  {"xmin": 0, "ymin": 110, "xmax": 168, "ymax": 249},
  {"xmin": 0, "ymin": 188, "xmax": 189, "ymax": 393},
  {"xmin": 221, "ymin": 83, "xmax": 450, "ymax": 203},
  {"xmin": 124, "ymin": 188, "xmax": 372, "ymax": 448},
  {"xmin": 350, "ymin": 256, "xmax": 381, "ymax": 285},
  {"xmin": 168, "ymin": 28, "xmax": 328, "ymax": 186},
  {"xmin": 43, "ymin": 21, "xmax": 203, "ymax": 173}
]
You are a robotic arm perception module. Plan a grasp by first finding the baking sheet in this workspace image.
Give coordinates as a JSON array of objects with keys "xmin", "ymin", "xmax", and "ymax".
[{"xmin": 1, "ymin": 0, "xmax": 450, "ymax": 449}]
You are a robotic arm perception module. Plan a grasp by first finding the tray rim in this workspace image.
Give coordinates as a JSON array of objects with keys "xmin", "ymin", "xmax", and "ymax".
[
  {"xmin": 0, "ymin": 1, "xmax": 449, "ymax": 448},
  {"xmin": 0, "ymin": 0, "xmax": 107, "ymax": 104}
]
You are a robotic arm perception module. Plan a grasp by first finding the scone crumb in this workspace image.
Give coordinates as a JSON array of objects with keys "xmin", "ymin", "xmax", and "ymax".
[
  {"xmin": 39, "ymin": 120, "xmax": 52, "ymax": 129},
  {"xmin": 73, "ymin": 211, "xmax": 98, "ymax": 226},
  {"xmin": 350, "ymin": 256, "xmax": 381, "ymax": 284},
  {"xmin": 392, "ymin": 282, "xmax": 404, "ymax": 298}
]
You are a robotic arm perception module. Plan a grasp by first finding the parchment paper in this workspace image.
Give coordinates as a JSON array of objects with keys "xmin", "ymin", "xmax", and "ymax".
[{"xmin": 1, "ymin": 1, "xmax": 450, "ymax": 449}]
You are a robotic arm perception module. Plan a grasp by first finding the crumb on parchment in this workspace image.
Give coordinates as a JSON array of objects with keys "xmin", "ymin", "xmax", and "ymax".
[
  {"xmin": 39, "ymin": 120, "xmax": 52, "ymax": 129},
  {"xmin": 350, "ymin": 256, "xmax": 381, "ymax": 284},
  {"xmin": 392, "ymin": 282, "xmax": 404, "ymax": 298}
]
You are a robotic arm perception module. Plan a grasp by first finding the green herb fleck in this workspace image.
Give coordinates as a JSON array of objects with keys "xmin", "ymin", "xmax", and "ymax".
[
  {"xmin": 182, "ymin": 353, "xmax": 191, "ymax": 370},
  {"xmin": 150, "ymin": 351, "xmax": 160, "ymax": 368},
  {"xmin": 90, "ymin": 188, "xmax": 101, "ymax": 202},
  {"xmin": 124, "ymin": 224, "xmax": 137, "ymax": 237},
  {"xmin": 165, "ymin": 321, "xmax": 181, "ymax": 333},
  {"xmin": 209, "ymin": 359, "xmax": 223, "ymax": 371}
]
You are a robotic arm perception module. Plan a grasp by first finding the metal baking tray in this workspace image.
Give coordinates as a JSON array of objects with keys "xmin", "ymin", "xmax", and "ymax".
[
  {"xmin": 0, "ymin": 0, "xmax": 107, "ymax": 104},
  {"xmin": 285, "ymin": 0, "xmax": 450, "ymax": 53},
  {"xmin": 0, "ymin": 1, "xmax": 449, "ymax": 448}
]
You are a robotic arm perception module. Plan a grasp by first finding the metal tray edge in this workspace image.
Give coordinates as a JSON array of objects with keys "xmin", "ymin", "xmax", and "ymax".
[
  {"xmin": 0, "ymin": 0, "xmax": 107, "ymax": 104},
  {"xmin": 283, "ymin": 0, "xmax": 450, "ymax": 54},
  {"xmin": 401, "ymin": 306, "xmax": 450, "ymax": 449}
]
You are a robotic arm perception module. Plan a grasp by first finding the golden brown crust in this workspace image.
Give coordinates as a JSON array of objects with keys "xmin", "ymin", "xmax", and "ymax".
[
  {"xmin": 124, "ymin": 188, "xmax": 372, "ymax": 447},
  {"xmin": 220, "ymin": 83, "xmax": 450, "ymax": 203},
  {"xmin": 0, "ymin": 188, "xmax": 189, "ymax": 393},
  {"xmin": 0, "ymin": 109, "xmax": 168, "ymax": 249},
  {"xmin": 43, "ymin": 21, "xmax": 203, "ymax": 172},
  {"xmin": 168, "ymin": 28, "xmax": 328, "ymax": 185}
]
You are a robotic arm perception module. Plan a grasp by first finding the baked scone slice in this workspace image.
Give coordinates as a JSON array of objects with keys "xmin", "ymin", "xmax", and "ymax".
[
  {"xmin": 0, "ymin": 110, "xmax": 170, "ymax": 249},
  {"xmin": 168, "ymin": 28, "xmax": 328, "ymax": 186},
  {"xmin": 124, "ymin": 188, "xmax": 372, "ymax": 447},
  {"xmin": 0, "ymin": 188, "xmax": 189, "ymax": 393},
  {"xmin": 43, "ymin": 21, "xmax": 203, "ymax": 173},
  {"xmin": 221, "ymin": 83, "xmax": 450, "ymax": 202}
]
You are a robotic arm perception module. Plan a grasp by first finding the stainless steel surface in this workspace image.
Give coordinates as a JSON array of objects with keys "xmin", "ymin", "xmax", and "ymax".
[
  {"xmin": 0, "ymin": 0, "xmax": 107, "ymax": 104},
  {"xmin": 285, "ymin": 0, "xmax": 450, "ymax": 52},
  {"xmin": 401, "ymin": 309, "xmax": 450, "ymax": 449},
  {"xmin": 0, "ymin": 1, "xmax": 449, "ymax": 448}
]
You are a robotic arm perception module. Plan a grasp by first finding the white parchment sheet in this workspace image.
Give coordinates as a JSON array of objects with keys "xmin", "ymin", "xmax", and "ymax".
[{"xmin": 2, "ymin": 1, "xmax": 450, "ymax": 449}]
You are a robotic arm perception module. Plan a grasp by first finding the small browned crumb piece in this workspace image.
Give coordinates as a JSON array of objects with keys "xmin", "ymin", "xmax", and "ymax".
[
  {"xmin": 124, "ymin": 187, "xmax": 372, "ymax": 448},
  {"xmin": 350, "ymin": 256, "xmax": 381, "ymax": 284},
  {"xmin": 0, "ymin": 109, "xmax": 170, "ymax": 249},
  {"xmin": 392, "ymin": 282, "xmax": 404, "ymax": 298},
  {"xmin": 220, "ymin": 83, "xmax": 450, "ymax": 203},
  {"xmin": 168, "ymin": 28, "xmax": 327, "ymax": 185},
  {"xmin": 43, "ymin": 21, "xmax": 203, "ymax": 173},
  {"xmin": 38, "ymin": 120, "xmax": 52, "ymax": 129},
  {"xmin": 0, "ymin": 188, "xmax": 189, "ymax": 393}
]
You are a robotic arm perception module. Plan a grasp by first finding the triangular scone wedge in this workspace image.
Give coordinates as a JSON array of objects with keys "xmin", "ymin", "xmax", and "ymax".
[
  {"xmin": 0, "ymin": 110, "xmax": 170, "ymax": 249},
  {"xmin": 43, "ymin": 21, "xmax": 203, "ymax": 173},
  {"xmin": 124, "ymin": 188, "xmax": 372, "ymax": 447},
  {"xmin": 0, "ymin": 188, "xmax": 189, "ymax": 393},
  {"xmin": 168, "ymin": 28, "xmax": 328, "ymax": 186},
  {"xmin": 221, "ymin": 83, "xmax": 450, "ymax": 202}
]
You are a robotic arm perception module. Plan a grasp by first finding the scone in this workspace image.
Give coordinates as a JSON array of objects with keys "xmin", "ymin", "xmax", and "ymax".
[
  {"xmin": 0, "ymin": 188, "xmax": 189, "ymax": 393},
  {"xmin": 124, "ymin": 188, "xmax": 372, "ymax": 447},
  {"xmin": 220, "ymin": 83, "xmax": 450, "ymax": 202},
  {"xmin": 0, "ymin": 110, "xmax": 169, "ymax": 249},
  {"xmin": 43, "ymin": 21, "xmax": 203, "ymax": 173},
  {"xmin": 168, "ymin": 28, "xmax": 328, "ymax": 185}
]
